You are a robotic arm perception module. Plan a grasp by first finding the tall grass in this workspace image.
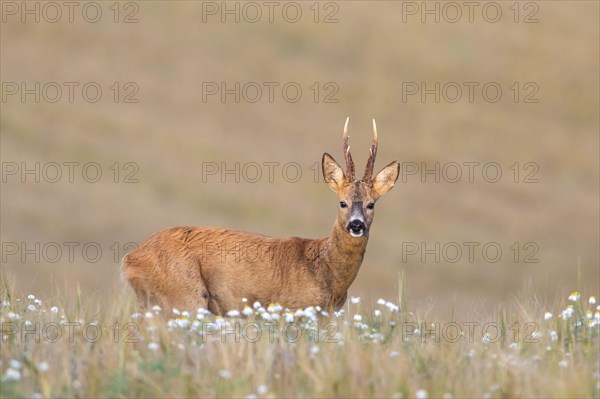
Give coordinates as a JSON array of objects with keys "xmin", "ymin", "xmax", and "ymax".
[{"xmin": 1, "ymin": 273, "xmax": 598, "ymax": 398}]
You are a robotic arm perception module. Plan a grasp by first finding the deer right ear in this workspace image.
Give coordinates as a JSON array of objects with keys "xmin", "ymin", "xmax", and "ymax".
[{"xmin": 322, "ymin": 153, "xmax": 345, "ymax": 192}]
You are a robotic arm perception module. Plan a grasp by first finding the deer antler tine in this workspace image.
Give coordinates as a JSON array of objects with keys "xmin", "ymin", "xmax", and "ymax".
[
  {"xmin": 344, "ymin": 116, "xmax": 350, "ymax": 136},
  {"xmin": 362, "ymin": 118, "xmax": 379, "ymax": 182},
  {"xmin": 343, "ymin": 117, "xmax": 355, "ymax": 181},
  {"xmin": 372, "ymin": 119, "xmax": 378, "ymax": 147}
]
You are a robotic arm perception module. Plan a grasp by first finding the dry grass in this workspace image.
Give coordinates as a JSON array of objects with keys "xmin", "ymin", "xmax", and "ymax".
[
  {"xmin": 1, "ymin": 2, "xmax": 598, "ymax": 310},
  {"xmin": 1, "ymin": 272, "xmax": 598, "ymax": 398}
]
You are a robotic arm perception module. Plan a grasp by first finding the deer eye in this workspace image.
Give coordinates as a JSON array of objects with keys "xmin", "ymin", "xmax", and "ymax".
[
  {"xmin": 340, "ymin": 201, "xmax": 348, "ymax": 208},
  {"xmin": 367, "ymin": 202, "xmax": 375, "ymax": 210}
]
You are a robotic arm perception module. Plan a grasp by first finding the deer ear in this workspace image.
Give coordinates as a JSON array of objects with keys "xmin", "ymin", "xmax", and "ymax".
[
  {"xmin": 372, "ymin": 161, "xmax": 399, "ymax": 197},
  {"xmin": 322, "ymin": 153, "xmax": 346, "ymax": 192}
]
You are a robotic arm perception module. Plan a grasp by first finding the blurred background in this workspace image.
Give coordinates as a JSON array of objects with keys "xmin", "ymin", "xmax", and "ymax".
[{"xmin": 1, "ymin": 1, "xmax": 598, "ymax": 317}]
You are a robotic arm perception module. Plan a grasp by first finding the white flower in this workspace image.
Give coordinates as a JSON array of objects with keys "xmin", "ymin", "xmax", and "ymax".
[
  {"xmin": 27, "ymin": 304, "xmax": 36, "ymax": 311},
  {"xmin": 144, "ymin": 312, "xmax": 154, "ymax": 319},
  {"xmin": 131, "ymin": 313, "xmax": 141, "ymax": 319},
  {"xmin": 377, "ymin": 298, "xmax": 386, "ymax": 305},
  {"xmin": 415, "ymin": 389, "xmax": 428, "ymax": 399},
  {"xmin": 260, "ymin": 312, "xmax": 272, "ymax": 321},
  {"xmin": 2, "ymin": 301, "xmax": 10, "ymax": 307},
  {"xmin": 147, "ymin": 342, "xmax": 160, "ymax": 351},
  {"xmin": 509, "ymin": 342, "xmax": 518, "ymax": 349},
  {"xmin": 544, "ymin": 312, "xmax": 553, "ymax": 320},
  {"xmin": 242, "ymin": 306, "xmax": 254, "ymax": 316},
  {"xmin": 182, "ymin": 311, "xmax": 190, "ymax": 317},
  {"xmin": 27, "ymin": 294, "xmax": 35, "ymax": 300},
  {"xmin": 9, "ymin": 360, "xmax": 22, "ymax": 369},
  {"xmin": 175, "ymin": 318, "xmax": 190, "ymax": 328},
  {"xmin": 558, "ymin": 360, "xmax": 568, "ymax": 368},
  {"xmin": 284, "ymin": 312, "xmax": 294, "ymax": 323},
  {"xmin": 353, "ymin": 314, "xmax": 362, "ymax": 322},
  {"xmin": 37, "ymin": 361, "xmax": 49, "ymax": 372},
  {"xmin": 256, "ymin": 385, "xmax": 269, "ymax": 396},
  {"xmin": 7, "ymin": 312, "xmax": 17, "ymax": 319},
  {"xmin": 350, "ymin": 296, "xmax": 360, "ymax": 304},
  {"xmin": 218, "ymin": 370, "xmax": 232, "ymax": 379},
  {"xmin": 267, "ymin": 303, "xmax": 283, "ymax": 313},
  {"xmin": 561, "ymin": 306, "xmax": 574, "ymax": 320},
  {"xmin": 310, "ymin": 345, "xmax": 319, "ymax": 355},
  {"xmin": 152, "ymin": 305, "xmax": 162, "ymax": 312},
  {"xmin": 386, "ymin": 302, "xmax": 399, "ymax": 312},
  {"xmin": 242, "ymin": 297, "xmax": 248, "ymax": 303},
  {"xmin": 4, "ymin": 368, "xmax": 21, "ymax": 381},
  {"xmin": 589, "ymin": 296, "xmax": 597, "ymax": 305},
  {"xmin": 374, "ymin": 310, "xmax": 382, "ymax": 317},
  {"xmin": 550, "ymin": 330, "xmax": 558, "ymax": 341},
  {"xmin": 50, "ymin": 306, "xmax": 59, "ymax": 313},
  {"xmin": 226, "ymin": 310, "xmax": 240, "ymax": 317},
  {"xmin": 568, "ymin": 292, "xmax": 580, "ymax": 302},
  {"xmin": 294, "ymin": 309, "xmax": 305, "ymax": 318},
  {"xmin": 34, "ymin": 299, "xmax": 42, "ymax": 305},
  {"xmin": 253, "ymin": 301, "xmax": 261, "ymax": 310},
  {"xmin": 172, "ymin": 308, "xmax": 180, "ymax": 315}
]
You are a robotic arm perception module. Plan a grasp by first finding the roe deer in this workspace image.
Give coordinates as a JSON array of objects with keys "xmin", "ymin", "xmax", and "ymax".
[{"xmin": 122, "ymin": 118, "xmax": 399, "ymax": 314}]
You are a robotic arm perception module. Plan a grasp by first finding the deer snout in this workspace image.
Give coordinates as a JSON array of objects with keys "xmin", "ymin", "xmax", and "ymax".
[{"xmin": 347, "ymin": 219, "xmax": 366, "ymax": 237}]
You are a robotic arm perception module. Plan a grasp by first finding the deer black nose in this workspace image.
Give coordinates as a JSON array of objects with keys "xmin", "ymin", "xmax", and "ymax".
[{"xmin": 347, "ymin": 219, "xmax": 366, "ymax": 237}]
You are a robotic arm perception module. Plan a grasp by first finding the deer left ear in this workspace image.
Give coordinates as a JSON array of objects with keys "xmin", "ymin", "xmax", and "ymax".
[{"xmin": 372, "ymin": 161, "xmax": 400, "ymax": 197}]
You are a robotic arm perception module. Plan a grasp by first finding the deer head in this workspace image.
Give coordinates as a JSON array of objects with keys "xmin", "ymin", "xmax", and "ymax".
[{"xmin": 322, "ymin": 118, "xmax": 400, "ymax": 238}]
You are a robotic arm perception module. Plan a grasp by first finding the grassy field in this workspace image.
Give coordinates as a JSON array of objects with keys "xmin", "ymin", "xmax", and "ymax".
[
  {"xmin": 1, "ymin": 2, "xmax": 598, "ymax": 310},
  {"xmin": 1, "ymin": 2, "xmax": 599, "ymax": 397},
  {"xmin": 1, "ymin": 273, "xmax": 598, "ymax": 398}
]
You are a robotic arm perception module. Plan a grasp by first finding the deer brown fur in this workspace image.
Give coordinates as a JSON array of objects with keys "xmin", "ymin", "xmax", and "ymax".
[{"xmin": 122, "ymin": 118, "xmax": 399, "ymax": 314}]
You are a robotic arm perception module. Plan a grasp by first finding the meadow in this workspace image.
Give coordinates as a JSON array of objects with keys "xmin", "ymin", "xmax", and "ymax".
[
  {"xmin": 1, "ymin": 273, "xmax": 598, "ymax": 398},
  {"xmin": 1, "ymin": 2, "xmax": 599, "ymax": 397}
]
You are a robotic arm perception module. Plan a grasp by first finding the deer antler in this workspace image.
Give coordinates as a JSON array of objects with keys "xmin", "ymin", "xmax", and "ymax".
[
  {"xmin": 343, "ymin": 116, "xmax": 355, "ymax": 181},
  {"xmin": 362, "ymin": 119, "xmax": 378, "ymax": 182}
]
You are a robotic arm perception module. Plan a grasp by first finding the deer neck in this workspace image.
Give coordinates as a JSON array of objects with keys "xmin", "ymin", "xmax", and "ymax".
[{"xmin": 322, "ymin": 219, "xmax": 369, "ymax": 297}]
